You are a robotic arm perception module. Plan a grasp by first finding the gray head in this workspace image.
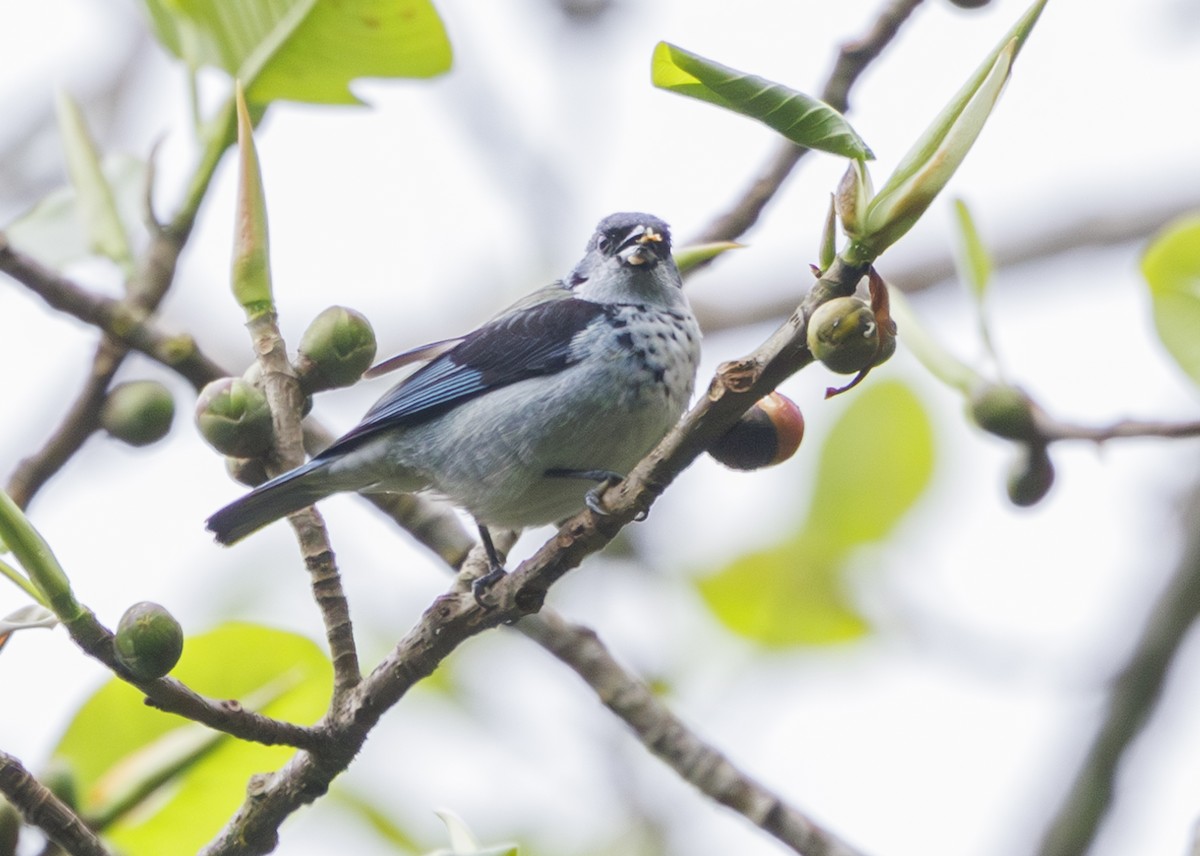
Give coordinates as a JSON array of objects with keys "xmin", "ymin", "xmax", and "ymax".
[{"xmin": 568, "ymin": 212, "xmax": 684, "ymax": 307}]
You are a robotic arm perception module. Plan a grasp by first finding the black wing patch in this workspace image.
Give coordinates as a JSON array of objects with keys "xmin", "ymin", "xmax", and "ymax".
[{"xmin": 319, "ymin": 298, "xmax": 611, "ymax": 457}]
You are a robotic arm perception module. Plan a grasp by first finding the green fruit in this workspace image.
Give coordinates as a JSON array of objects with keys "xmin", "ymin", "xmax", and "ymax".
[
  {"xmin": 296, "ymin": 306, "xmax": 377, "ymax": 392},
  {"xmin": 1007, "ymin": 443, "xmax": 1055, "ymax": 507},
  {"xmin": 969, "ymin": 383, "xmax": 1038, "ymax": 442},
  {"xmin": 101, "ymin": 381, "xmax": 175, "ymax": 447},
  {"xmin": 708, "ymin": 392, "xmax": 805, "ymax": 471},
  {"xmin": 195, "ymin": 377, "xmax": 273, "ymax": 457},
  {"xmin": 807, "ymin": 297, "xmax": 883, "ymax": 374},
  {"xmin": 114, "ymin": 601, "xmax": 184, "ymax": 681}
]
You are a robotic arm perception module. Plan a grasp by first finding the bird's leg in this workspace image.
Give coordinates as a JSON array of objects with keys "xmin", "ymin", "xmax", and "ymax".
[
  {"xmin": 472, "ymin": 524, "xmax": 507, "ymax": 607},
  {"xmin": 544, "ymin": 468, "xmax": 623, "ymax": 516}
]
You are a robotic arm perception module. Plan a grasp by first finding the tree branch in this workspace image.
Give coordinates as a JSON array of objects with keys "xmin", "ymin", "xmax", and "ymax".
[
  {"xmin": 0, "ymin": 752, "xmax": 112, "ymax": 856},
  {"xmin": 1036, "ymin": 487, "xmax": 1200, "ymax": 856},
  {"xmin": 519, "ymin": 611, "xmax": 869, "ymax": 856}
]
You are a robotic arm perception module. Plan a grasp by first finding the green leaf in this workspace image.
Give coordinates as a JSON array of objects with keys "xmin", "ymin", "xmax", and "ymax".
[
  {"xmin": 697, "ymin": 536, "xmax": 869, "ymax": 646},
  {"xmin": 52, "ymin": 623, "xmax": 331, "ymax": 855},
  {"xmin": 651, "ymin": 42, "xmax": 873, "ymax": 160},
  {"xmin": 5, "ymin": 155, "xmax": 147, "ymax": 271},
  {"xmin": 673, "ymin": 241, "xmax": 741, "ymax": 275},
  {"xmin": 887, "ymin": 289, "xmax": 982, "ymax": 393},
  {"xmin": 139, "ymin": 0, "xmax": 453, "ymax": 105},
  {"xmin": 1142, "ymin": 213, "xmax": 1200, "ymax": 387},
  {"xmin": 854, "ymin": 0, "xmax": 1047, "ymax": 259},
  {"xmin": 805, "ymin": 380, "xmax": 935, "ymax": 549}
]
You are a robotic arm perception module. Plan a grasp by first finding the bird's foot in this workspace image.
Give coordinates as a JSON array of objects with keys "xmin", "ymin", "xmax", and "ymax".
[
  {"xmin": 545, "ymin": 468, "xmax": 623, "ymax": 516},
  {"xmin": 471, "ymin": 565, "xmax": 507, "ymax": 609}
]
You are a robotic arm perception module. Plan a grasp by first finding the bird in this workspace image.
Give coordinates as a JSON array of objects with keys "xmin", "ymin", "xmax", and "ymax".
[{"xmin": 206, "ymin": 212, "xmax": 702, "ymax": 593}]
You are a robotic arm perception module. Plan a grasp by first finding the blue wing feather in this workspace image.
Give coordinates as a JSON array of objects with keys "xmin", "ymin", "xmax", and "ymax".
[{"xmin": 318, "ymin": 296, "xmax": 610, "ymax": 457}]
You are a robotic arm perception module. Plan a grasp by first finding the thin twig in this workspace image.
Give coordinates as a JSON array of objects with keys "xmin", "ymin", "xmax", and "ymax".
[
  {"xmin": 0, "ymin": 752, "xmax": 112, "ymax": 856},
  {"xmin": 1036, "ymin": 487, "xmax": 1200, "ymax": 856},
  {"xmin": 61, "ymin": 608, "xmax": 327, "ymax": 751}
]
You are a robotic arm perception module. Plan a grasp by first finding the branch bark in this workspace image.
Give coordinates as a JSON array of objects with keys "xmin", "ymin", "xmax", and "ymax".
[
  {"xmin": 0, "ymin": 752, "xmax": 112, "ymax": 856},
  {"xmin": 1035, "ymin": 487, "xmax": 1200, "ymax": 856}
]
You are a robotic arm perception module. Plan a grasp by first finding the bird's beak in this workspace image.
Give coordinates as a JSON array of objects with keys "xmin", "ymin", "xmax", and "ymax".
[{"xmin": 618, "ymin": 226, "xmax": 665, "ymax": 267}]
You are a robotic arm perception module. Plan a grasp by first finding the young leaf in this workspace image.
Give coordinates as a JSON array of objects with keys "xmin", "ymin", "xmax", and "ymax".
[
  {"xmin": 54, "ymin": 90, "xmax": 134, "ymax": 271},
  {"xmin": 673, "ymin": 241, "xmax": 741, "ymax": 275},
  {"xmin": 854, "ymin": 0, "xmax": 1048, "ymax": 259},
  {"xmin": 952, "ymin": 198, "xmax": 992, "ymax": 299},
  {"xmin": 5, "ymin": 155, "xmax": 146, "ymax": 271},
  {"xmin": 140, "ymin": 0, "xmax": 453, "ymax": 105},
  {"xmin": 651, "ymin": 42, "xmax": 873, "ymax": 161},
  {"xmin": 887, "ymin": 289, "xmax": 983, "ymax": 394},
  {"xmin": 1142, "ymin": 213, "xmax": 1200, "ymax": 387}
]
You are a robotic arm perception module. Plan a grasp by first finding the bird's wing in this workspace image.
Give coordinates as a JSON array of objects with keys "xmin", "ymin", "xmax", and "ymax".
[
  {"xmin": 320, "ymin": 295, "xmax": 610, "ymax": 456},
  {"xmin": 363, "ymin": 337, "xmax": 464, "ymax": 379}
]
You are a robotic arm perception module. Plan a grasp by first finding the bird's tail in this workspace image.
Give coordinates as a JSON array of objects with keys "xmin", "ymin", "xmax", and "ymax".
[{"xmin": 206, "ymin": 459, "xmax": 333, "ymax": 545}]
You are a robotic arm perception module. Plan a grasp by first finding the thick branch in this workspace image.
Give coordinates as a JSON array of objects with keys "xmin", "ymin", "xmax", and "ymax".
[{"xmin": 0, "ymin": 751, "xmax": 112, "ymax": 856}]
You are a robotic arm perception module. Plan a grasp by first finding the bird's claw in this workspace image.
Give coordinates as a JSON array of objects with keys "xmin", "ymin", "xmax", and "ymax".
[{"xmin": 472, "ymin": 566, "xmax": 506, "ymax": 609}]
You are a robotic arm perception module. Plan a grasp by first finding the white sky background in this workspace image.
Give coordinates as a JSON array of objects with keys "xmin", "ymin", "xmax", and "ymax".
[{"xmin": 2, "ymin": 0, "xmax": 1200, "ymax": 855}]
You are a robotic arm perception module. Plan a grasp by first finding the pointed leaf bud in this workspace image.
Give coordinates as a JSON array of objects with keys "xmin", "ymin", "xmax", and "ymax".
[
  {"xmin": 709, "ymin": 392, "xmax": 805, "ymax": 471},
  {"xmin": 295, "ymin": 306, "xmax": 378, "ymax": 393},
  {"xmin": 100, "ymin": 380, "xmax": 176, "ymax": 447},
  {"xmin": 835, "ymin": 159, "xmax": 873, "ymax": 240},
  {"xmin": 195, "ymin": 377, "xmax": 273, "ymax": 458}
]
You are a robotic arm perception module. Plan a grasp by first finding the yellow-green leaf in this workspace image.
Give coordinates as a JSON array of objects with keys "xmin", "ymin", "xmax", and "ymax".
[
  {"xmin": 805, "ymin": 380, "xmax": 935, "ymax": 549},
  {"xmin": 673, "ymin": 241, "xmax": 741, "ymax": 275},
  {"xmin": 1142, "ymin": 213, "xmax": 1200, "ymax": 388},
  {"xmin": 651, "ymin": 42, "xmax": 873, "ymax": 161},
  {"xmin": 140, "ymin": 0, "xmax": 452, "ymax": 105},
  {"xmin": 697, "ymin": 536, "xmax": 869, "ymax": 646}
]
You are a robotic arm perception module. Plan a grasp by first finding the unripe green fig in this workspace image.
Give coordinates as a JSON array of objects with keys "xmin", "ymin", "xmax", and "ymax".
[
  {"xmin": 1007, "ymin": 443, "xmax": 1055, "ymax": 507},
  {"xmin": 969, "ymin": 382, "xmax": 1038, "ymax": 442},
  {"xmin": 708, "ymin": 392, "xmax": 805, "ymax": 471},
  {"xmin": 295, "ymin": 306, "xmax": 377, "ymax": 393},
  {"xmin": 947, "ymin": 0, "xmax": 992, "ymax": 8},
  {"xmin": 807, "ymin": 297, "xmax": 887, "ymax": 374},
  {"xmin": 114, "ymin": 601, "xmax": 184, "ymax": 680},
  {"xmin": 195, "ymin": 377, "xmax": 273, "ymax": 458},
  {"xmin": 100, "ymin": 380, "xmax": 175, "ymax": 447}
]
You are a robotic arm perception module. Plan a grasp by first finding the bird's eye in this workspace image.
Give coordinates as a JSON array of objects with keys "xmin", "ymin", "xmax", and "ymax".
[{"xmin": 596, "ymin": 234, "xmax": 612, "ymax": 253}]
